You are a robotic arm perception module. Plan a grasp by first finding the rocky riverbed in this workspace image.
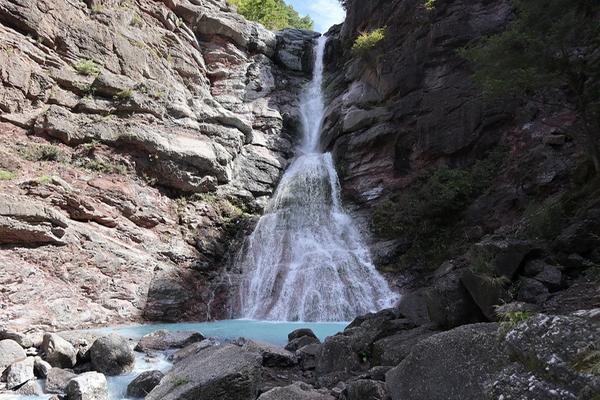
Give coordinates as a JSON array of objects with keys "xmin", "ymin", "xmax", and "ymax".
[{"xmin": 1, "ymin": 306, "xmax": 598, "ymax": 399}]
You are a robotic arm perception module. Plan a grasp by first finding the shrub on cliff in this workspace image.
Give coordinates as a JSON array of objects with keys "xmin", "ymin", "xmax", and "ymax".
[
  {"xmin": 460, "ymin": 0, "xmax": 600, "ymax": 174},
  {"xmin": 228, "ymin": 0, "xmax": 313, "ymax": 31},
  {"xmin": 352, "ymin": 28, "xmax": 386, "ymax": 56}
]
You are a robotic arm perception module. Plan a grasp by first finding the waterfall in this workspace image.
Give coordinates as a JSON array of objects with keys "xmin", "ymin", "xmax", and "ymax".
[{"xmin": 237, "ymin": 36, "xmax": 398, "ymax": 321}]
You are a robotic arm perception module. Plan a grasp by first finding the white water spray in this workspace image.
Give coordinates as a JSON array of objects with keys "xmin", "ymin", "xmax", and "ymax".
[{"xmin": 238, "ymin": 36, "xmax": 397, "ymax": 321}]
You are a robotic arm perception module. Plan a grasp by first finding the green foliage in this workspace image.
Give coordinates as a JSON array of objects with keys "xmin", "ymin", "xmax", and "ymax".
[
  {"xmin": 19, "ymin": 144, "xmax": 66, "ymax": 162},
  {"xmin": 76, "ymin": 158, "xmax": 127, "ymax": 175},
  {"xmin": 38, "ymin": 175, "xmax": 53, "ymax": 184},
  {"xmin": 424, "ymin": 0, "xmax": 436, "ymax": 11},
  {"xmin": 73, "ymin": 59, "xmax": 102, "ymax": 76},
  {"xmin": 573, "ymin": 342, "xmax": 600, "ymax": 376},
  {"xmin": 130, "ymin": 13, "xmax": 143, "ymax": 28},
  {"xmin": 352, "ymin": 28, "xmax": 386, "ymax": 56},
  {"xmin": 460, "ymin": 0, "xmax": 600, "ymax": 172},
  {"xmin": 373, "ymin": 148, "xmax": 506, "ymax": 270},
  {"xmin": 173, "ymin": 377, "xmax": 189, "ymax": 387},
  {"xmin": 228, "ymin": 0, "xmax": 313, "ymax": 31},
  {"xmin": 469, "ymin": 246, "xmax": 510, "ymax": 287},
  {"xmin": 0, "ymin": 169, "xmax": 16, "ymax": 180},
  {"xmin": 524, "ymin": 198, "xmax": 567, "ymax": 240},
  {"xmin": 114, "ymin": 88, "xmax": 134, "ymax": 101},
  {"xmin": 498, "ymin": 310, "xmax": 531, "ymax": 335}
]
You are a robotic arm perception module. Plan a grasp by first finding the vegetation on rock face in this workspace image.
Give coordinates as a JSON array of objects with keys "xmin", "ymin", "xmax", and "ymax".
[
  {"xmin": 498, "ymin": 310, "xmax": 531, "ymax": 335},
  {"xmin": 352, "ymin": 28, "xmax": 386, "ymax": 56},
  {"xmin": 73, "ymin": 59, "xmax": 102, "ymax": 76},
  {"xmin": 18, "ymin": 144, "xmax": 66, "ymax": 162},
  {"xmin": 227, "ymin": 0, "xmax": 313, "ymax": 31},
  {"xmin": 460, "ymin": 0, "xmax": 600, "ymax": 174},
  {"xmin": 373, "ymin": 148, "xmax": 506, "ymax": 271},
  {"xmin": 0, "ymin": 169, "xmax": 16, "ymax": 180}
]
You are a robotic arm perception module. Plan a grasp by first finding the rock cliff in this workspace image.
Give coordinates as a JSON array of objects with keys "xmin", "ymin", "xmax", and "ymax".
[
  {"xmin": 323, "ymin": 0, "xmax": 599, "ymax": 324},
  {"xmin": 0, "ymin": 0, "xmax": 318, "ymax": 330}
]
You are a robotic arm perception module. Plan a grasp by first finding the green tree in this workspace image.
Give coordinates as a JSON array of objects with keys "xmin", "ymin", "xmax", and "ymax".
[
  {"xmin": 461, "ymin": 0, "xmax": 600, "ymax": 174},
  {"xmin": 229, "ymin": 0, "xmax": 313, "ymax": 31}
]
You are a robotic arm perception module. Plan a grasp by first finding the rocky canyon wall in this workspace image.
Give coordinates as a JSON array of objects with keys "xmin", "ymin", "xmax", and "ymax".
[
  {"xmin": 0, "ymin": 0, "xmax": 318, "ymax": 331},
  {"xmin": 323, "ymin": 0, "xmax": 600, "ymax": 324}
]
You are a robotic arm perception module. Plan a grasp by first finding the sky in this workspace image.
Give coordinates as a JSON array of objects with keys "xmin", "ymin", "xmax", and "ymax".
[{"xmin": 286, "ymin": 0, "xmax": 346, "ymax": 33}]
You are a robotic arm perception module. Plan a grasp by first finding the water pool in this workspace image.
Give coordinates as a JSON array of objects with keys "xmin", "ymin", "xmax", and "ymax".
[{"xmin": 0, "ymin": 320, "xmax": 348, "ymax": 400}]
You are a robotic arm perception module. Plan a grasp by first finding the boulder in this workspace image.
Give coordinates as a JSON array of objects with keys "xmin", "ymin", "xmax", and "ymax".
[
  {"xmin": 426, "ymin": 263, "xmax": 482, "ymax": 328},
  {"xmin": 517, "ymin": 277, "xmax": 550, "ymax": 304},
  {"xmin": 4, "ymin": 356, "xmax": 35, "ymax": 389},
  {"xmin": 533, "ymin": 264, "xmax": 562, "ymax": 290},
  {"xmin": 473, "ymin": 237, "xmax": 534, "ymax": 279},
  {"xmin": 134, "ymin": 330, "xmax": 204, "ymax": 352},
  {"xmin": 257, "ymin": 382, "xmax": 334, "ymax": 400},
  {"xmin": 236, "ymin": 338, "xmax": 296, "ymax": 368},
  {"xmin": 0, "ymin": 329, "xmax": 34, "ymax": 348},
  {"xmin": 395, "ymin": 289, "xmax": 431, "ymax": 325},
  {"xmin": 126, "ymin": 370, "xmax": 164, "ymax": 398},
  {"xmin": 460, "ymin": 269, "xmax": 510, "ymax": 320},
  {"xmin": 371, "ymin": 326, "xmax": 436, "ymax": 366},
  {"xmin": 89, "ymin": 334, "xmax": 135, "ymax": 376},
  {"xmin": 14, "ymin": 379, "xmax": 44, "ymax": 395},
  {"xmin": 33, "ymin": 356, "xmax": 52, "ymax": 378},
  {"xmin": 287, "ymin": 328, "xmax": 318, "ymax": 341},
  {"xmin": 285, "ymin": 335, "xmax": 320, "ymax": 352},
  {"xmin": 386, "ymin": 323, "xmax": 510, "ymax": 400},
  {"xmin": 496, "ymin": 310, "xmax": 600, "ymax": 398},
  {"xmin": 344, "ymin": 379, "xmax": 388, "ymax": 400},
  {"xmin": 169, "ymin": 340, "xmax": 217, "ymax": 364},
  {"xmin": 297, "ymin": 343, "xmax": 321, "ymax": 371},
  {"xmin": 146, "ymin": 344, "xmax": 262, "ymax": 400},
  {"xmin": 45, "ymin": 367, "xmax": 77, "ymax": 394},
  {"xmin": 66, "ymin": 371, "xmax": 109, "ymax": 400},
  {"xmin": 0, "ymin": 339, "xmax": 26, "ymax": 374},
  {"xmin": 42, "ymin": 333, "xmax": 77, "ymax": 368}
]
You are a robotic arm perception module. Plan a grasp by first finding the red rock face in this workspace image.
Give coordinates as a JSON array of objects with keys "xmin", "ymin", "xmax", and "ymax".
[{"xmin": 0, "ymin": 0, "xmax": 317, "ymax": 330}]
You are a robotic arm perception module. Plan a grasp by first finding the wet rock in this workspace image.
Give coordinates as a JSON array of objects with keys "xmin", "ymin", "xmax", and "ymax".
[
  {"xmin": 146, "ymin": 344, "xmax": 262, "ymax": 400},
  {"xmin": 257, "ymin": 382, "xmax": 334, "ymax": 400},
  {"xmin": 134, "ymin": 330, "xmax": 204, "ymax": 352},
  {"xmin": 386, "ymin": 323, "xmax": 510, "ymax": 400},
  {"xmin": 4, "ymin": 356, "xmax": 35, "ymax": 389},
  {"xmin": 126, "ymin": 370, "xmax": 164, "ymax": 398},
  {"xmin": 66, "ymin": 371, "xmax": 109, "ymax": 400},
  {"xmin": 288, "ymin": 328, "xmax": 318, "ymax": 341},
  {"xmin": 42, "ymin": 334, "xmax": 77, "ymax": 368},
  {"xmin": 0, "ymin": 339, "xmax": 26, "ymax": 374},
  {"xmin": 89, "ymin": 334, "xmax": 135, "ymax": 376},
  {"xmin": 45, "ymin": 368, "xmax": 76, "ymax": 394}
]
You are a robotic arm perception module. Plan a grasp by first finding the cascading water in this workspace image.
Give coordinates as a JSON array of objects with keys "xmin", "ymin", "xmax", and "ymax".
[{"xmin": 237, "ymin": 36, "xmax": 397, "ymax": 321}]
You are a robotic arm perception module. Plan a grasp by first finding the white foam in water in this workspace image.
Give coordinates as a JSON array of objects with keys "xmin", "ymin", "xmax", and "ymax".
[{"xmin": 238, "ymin": 36, "xmax": 398, "ymax": 321}]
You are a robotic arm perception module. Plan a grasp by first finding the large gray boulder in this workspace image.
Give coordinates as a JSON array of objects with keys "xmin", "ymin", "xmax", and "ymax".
[
  {"xmin": 344, "ymin": 379, "xmax": 388, "ymax": 400},
  {"xmin": 237, "ymin": 338, "xmax": 296, "ymax": 368},
  {"xmin": 0, "ymin": 339, "xmax": 26, "ymax": 374},
  {"xmin": 257, "ymin": 382, "xmax": 334, "ymax": 400},
  {"xmin": 371, "ymin": 326, "xmax": 436, "ymax": 366},
  {"xmin": 42, "ymin": 333, "xmax": 77, "ymax": 368},
  {"xmin": 146, "ymin": 344, "xmax": 262, "ymax": 400},
  {"xmin": 134, "ymin": 330, "xmax": 204, "ymax": 352},
  {"xmin": 386, "ymin": 323, "xmax": 510, "ymax": 400},
  {"xmin": 491, "ymin": 310, "xmax": 600, "ymax": 399},
  {"xmin": 4, "ymin": 356, "xmax": 35, "ymax": 389},
  {"xmin": 89, "ymin": 334, "xmax": 135, "ymax": 375},
  {"xmin": 66, "ymin": 371, "xmax": 109, "ymax": 400},
  {"xmin": 45, "ymin": 367, "xmax": 76, "ymax": 394},
  {"xmin": 126, "ymin": 370, "xmax": 164, "ymax": 398}
]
